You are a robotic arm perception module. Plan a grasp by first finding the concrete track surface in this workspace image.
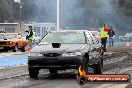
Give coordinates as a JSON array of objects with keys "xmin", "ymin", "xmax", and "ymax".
[{"xmin": 0, "ymin": 45, "xmax": 132, "ymax": 88}]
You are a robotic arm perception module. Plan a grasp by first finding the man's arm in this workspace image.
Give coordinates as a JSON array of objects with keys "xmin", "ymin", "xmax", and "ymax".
[
  {"xmin": 113, "ymin": 30, "xmax": 115, "ymax": 35},
  {"xmin": 26, "ymin": 30, "xmax": 33, "ymax": 40},
  {"xmin": 28, "ymin": 31, "xmax": 33, "ymax": 38}
]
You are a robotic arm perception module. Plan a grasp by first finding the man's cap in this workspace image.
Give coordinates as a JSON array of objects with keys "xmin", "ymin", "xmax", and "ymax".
[{"xmin": 29, "ymin": 26, "xmax": 32, "ymax": 27}]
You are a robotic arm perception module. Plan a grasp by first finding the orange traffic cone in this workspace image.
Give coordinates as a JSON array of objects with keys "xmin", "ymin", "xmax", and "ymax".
[
  {"xmin": 28, "ymin": 48, "xmax": 31, "ymax": 56},
  {"xmin": 124, "ymin": 42, "xmax": 130, "ymax": 51}
]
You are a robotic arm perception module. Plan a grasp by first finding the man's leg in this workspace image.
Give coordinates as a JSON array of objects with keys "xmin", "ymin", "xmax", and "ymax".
[
  {"xmin": 109, "ymin": 37, "xmax": 111, "ymax": 47},
  {"xmin": 112, "ymin": 38, "xmax": 114, "ymax": 46},
  {"xmin": 29, "ymin": 39, "xmax": 32, "ymax": 49},
  {"xmin": 103, "ymin": 37, "xmax": 107, "ymax": 52},
  {"xmin": 101, "ymin": 38, "xmax": 107, "ymax": 51},
  {"xmin": 110, "ymin": 38, "xmax": 113, "ymax": 47},
  {"xmin": 101, "ymin": 38, "xmax": 104, "ymax": 47}
]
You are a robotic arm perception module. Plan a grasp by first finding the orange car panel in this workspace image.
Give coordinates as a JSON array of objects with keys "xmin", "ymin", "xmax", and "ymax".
[{"xmin": 0, "ymin": 33, "xmax": 28, "ymax": 48}]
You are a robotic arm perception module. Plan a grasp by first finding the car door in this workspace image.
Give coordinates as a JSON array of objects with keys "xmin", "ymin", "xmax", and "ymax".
[
  {"xmin": 89, "ymin": 32, "xmax": 101, "ymax": 62},
  {"xmin": 17, "ymin": 34, "xmax": 28, "ymax": 47},
  {"xmin": 85, "ymin": 32, "xmax": 95, "ymax": 64}
]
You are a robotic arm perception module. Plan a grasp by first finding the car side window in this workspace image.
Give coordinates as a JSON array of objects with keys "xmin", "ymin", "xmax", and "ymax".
[
  {"xmin": 86, "ymin": 32, "xmax": 94, "ymax": 45},
  {"xmin": 89, "ymin": 32, "xmax": 98, "ymax": 44},
  {"xmin": 93, "ymin": 34, "xmax": 99, "ymax": 44}
]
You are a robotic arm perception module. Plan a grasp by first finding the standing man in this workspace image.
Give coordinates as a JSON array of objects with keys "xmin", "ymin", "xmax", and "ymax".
[
  {"xmin": 26, "ymin": 26, "xmax": 33, "ymax": 49},
  {"xmin": 108, "ymin": 27, "xmax": 115, "ymax": 47},
  {"xmin": 100, "ymin": 24, "xmax": 109, "ymax": 52}
]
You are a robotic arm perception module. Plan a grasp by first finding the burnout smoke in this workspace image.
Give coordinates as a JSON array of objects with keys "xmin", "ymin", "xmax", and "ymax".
[{"xmin": 1, "ymin": 0, "xmax": 132, "ymax": 35}]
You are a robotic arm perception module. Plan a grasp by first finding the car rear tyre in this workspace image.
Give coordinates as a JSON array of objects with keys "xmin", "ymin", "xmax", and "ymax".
[
  {"xmin": 21, "ymin": 46, "xmax": 26, "ymax": 52},
  {"xmin": 28, "ymin": 67, "xmax": 39, "ymax": 78},
  {"xmin": 49, "ymin": 69, "xmax": 58, "ymax": 74},
  {"xmin": 94, "ymin": 61, "xmax": 102, "ymax": 74}
]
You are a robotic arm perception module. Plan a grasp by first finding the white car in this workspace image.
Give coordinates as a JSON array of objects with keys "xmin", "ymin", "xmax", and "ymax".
[
  {"xmin": 124, "ymin": 33, "xmax": 132, "ymax": 42},
  {"xmin": 20, "ymin": 32, "xmax": 41, "ymax": 44},
  {"xmin": 32, "ymin": 32, "xmax": 41, "ymax": 44}
]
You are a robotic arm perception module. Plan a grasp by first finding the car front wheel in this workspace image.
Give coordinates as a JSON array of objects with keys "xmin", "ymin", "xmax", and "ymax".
[
  {"xmin": 28, "ymin": 67, "xmax": 39, "ymax": 78},
  {"xmin": 82, "ymin": 55, "xmax": 89, "ymax": 74}
]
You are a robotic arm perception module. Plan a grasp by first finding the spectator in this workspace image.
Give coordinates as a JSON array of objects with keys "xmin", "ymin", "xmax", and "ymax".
[
  {"xmin": 108, "ymin": 27, "xmax": 115, "ymax": 47},
  {"xmin": 26, "ymin": 26, "xmax": 33, "ymax": 49}
]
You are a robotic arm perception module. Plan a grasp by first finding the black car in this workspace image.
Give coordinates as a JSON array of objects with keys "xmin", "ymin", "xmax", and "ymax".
[{"xmin": 28, "ymin": 30, "xmax": 104, "ymax": 78}]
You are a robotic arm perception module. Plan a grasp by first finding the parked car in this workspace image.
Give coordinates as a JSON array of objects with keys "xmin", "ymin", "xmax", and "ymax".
[
  {"xmin": 124, "ymin": 33, "xmax": 132, "ymax": 42},
  {"xmin": 119, "ymin": 36, "xmax": 129, "ymax": 42},
  {"xmin": 0, "ymin": 33, "xmax": 28, "ymax": 52},
  {"xmin": 28, "ymin": 30, "xmax": 104, "ymax": 78}
]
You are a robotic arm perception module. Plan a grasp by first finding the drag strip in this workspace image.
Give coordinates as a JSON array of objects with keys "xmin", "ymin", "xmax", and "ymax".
[
  {"xmin": 0, "ymin": 73, "xmax": 28, "ymax": 81},
  {"xmin": 0, "ymin": 52, "xmax": 132, "ymax": 88}
]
